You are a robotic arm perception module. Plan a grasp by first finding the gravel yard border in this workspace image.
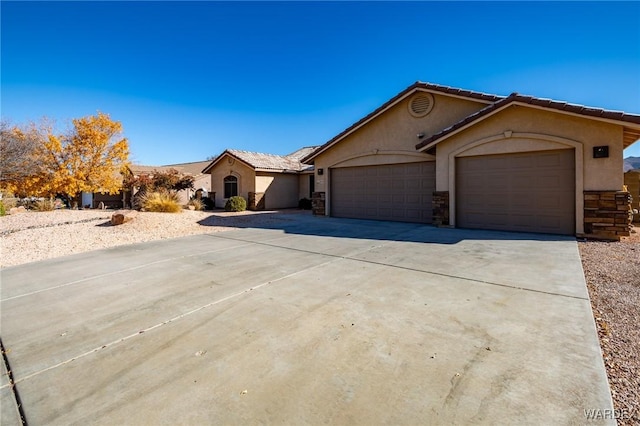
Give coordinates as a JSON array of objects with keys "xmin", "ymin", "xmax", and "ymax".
[
  {"xmin": 0, "ymin": 209, "xmax": 306, "ymax": 269},
  {"xmin": 579, "ymin": 228, "xmax": 640, "ymax": 426}
]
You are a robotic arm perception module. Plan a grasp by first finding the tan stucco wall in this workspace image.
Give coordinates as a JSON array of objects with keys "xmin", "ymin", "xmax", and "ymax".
[
  {"xmin": 433, "ymin": 105, "xmax": 626, "ymax": 234},
  {"xmin": 298, "ymin": 173, "xmax": 313, "ymax": 200},
  {"xmin": 311, "ymin": 92, "xmax": 487, "ymax": 213},
  {"xmin": 193, "ymin": 174, "xmax": 212, "ymax": 192},
  {"xmin": 176, "ymin": 175, "xmax": 211, "ymax": 205},
  {"xmin": 208, "ymin": 154, "xmax": 256, "ymax": 208},
  {"xmin": 256, "ymin": 172, "xmax": 299, "ymax": 209}
]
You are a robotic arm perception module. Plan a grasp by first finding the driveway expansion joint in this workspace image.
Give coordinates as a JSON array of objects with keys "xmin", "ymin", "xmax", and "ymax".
[
  {"xmin": 1, "ymin": 242, "xmax": 253, "ymax": 302},
  {"xmin": 1, "ymin": 337, "xmax": 28, "ymax": 425},
  {"xmin": 9, "ymin": 251, "xmax": 349, "ymax": 385}
]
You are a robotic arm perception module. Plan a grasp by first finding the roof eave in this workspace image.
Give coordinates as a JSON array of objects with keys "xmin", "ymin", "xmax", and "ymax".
[
  {"xmin": 416, "ymin": 99, "xmax": 640, "ymax": 152},
  {"xmin": 416, "ymin": 101, "xmax": 513, "ymax": 152},
  {"xmin": 254, "ymin": 168, "xmax": 300, "ymax": 174},
  {"xmin": 202, "ymin": 150, "xmax": 256, "ymax": 173}
]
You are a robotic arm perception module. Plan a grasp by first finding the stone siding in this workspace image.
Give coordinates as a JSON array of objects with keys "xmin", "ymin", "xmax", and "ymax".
[
  {"xmin": 584, "ymin": 191, "xmax": 632, "ymax": 240},
  {"xmin": 248, "ymin": 192, "xmax": 265, "ymax": 211},
  {"xmin": 624, "ymin": 172, "xmax": 640, "ymax": 223},
  {"xmin": 432, "ymin": 191, "xmax": 450, "ymax": 226},
  {"xmin": 312, "ymin": 192, "xmax": 326, "ymax": 216}
]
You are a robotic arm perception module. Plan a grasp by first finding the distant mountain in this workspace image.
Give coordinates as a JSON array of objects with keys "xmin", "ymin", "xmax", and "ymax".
[{"xmin": 624, "ymin": 156, "xmax": 640, "ymax": 172}]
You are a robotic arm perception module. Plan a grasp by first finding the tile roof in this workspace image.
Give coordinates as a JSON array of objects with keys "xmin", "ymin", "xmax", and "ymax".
[
  {"xmin": 162, "ymin": 160, "xmax": 212, "ymax": 176},
  {"xmin": 229, "ymin": 149, "xmax": 313, "ymax": 172},
  {"xmin": 301, "ymin": 81, "xmax": 503, "ymax": 163},
  {"xmin": 128, "ymin": 165, "xmax": 183, "ymax": 175},
  {"xmin": 286, "ymin": 146, "xmax": 320, "ymax": 161},
  {"xmin": 415, "ymin": 93, "xmax": 640, "ymax": 151},
  {"xmin": 202, "ymin": 146, "xmax": 318, "ymax": 174}
]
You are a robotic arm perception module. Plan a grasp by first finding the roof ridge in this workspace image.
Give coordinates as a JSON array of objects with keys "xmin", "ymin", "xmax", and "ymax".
[
  {"xmin": 414, "ymin": 81, "xmax": 505, "ymax": 101},
  {"xmin": 163, "ymin": 160, "xmax": 210, "ymax": 166},
  {"xmin": 228, "ymin": 148, "xmax": 289, "ymax": 158}
]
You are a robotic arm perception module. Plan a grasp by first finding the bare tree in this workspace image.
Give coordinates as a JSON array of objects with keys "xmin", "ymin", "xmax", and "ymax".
[{"xmin": 0, "ymin": 120, "xmax": 45, "ymax": 189}]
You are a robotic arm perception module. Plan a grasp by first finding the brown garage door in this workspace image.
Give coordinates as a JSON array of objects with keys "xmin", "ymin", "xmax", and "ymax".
[
  {"xmin": 331, "ymin": 162, "xmax": 435, "ymax": 223},
  {"xmin": 456, "ymin": 150, "xmax": 575, "ymax": 235}
]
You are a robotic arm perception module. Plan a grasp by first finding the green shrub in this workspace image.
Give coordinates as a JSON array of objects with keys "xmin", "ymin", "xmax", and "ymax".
[
  {"xmin": 141, "ymin": 191, "xmax": 181, "ymax": 213},
  {"xmin": 225, "ymin": 196, "xmax": 246, "ymax": 212},
  {"xmin": 0, "ymin": 201, "xmax": 5, "ymax": 216}
]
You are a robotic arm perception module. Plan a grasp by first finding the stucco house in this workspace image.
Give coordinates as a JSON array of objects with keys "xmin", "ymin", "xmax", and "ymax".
[
  {"xmin": 161, "ymin": 160, "xmax": 212, "ymax": 203},
  {"xmin": 202, "ymin": 147, "xmax": 317, "ymax": 209},
  {"xmin": 299, "ymin": 82, "xmax": 640, "ymax": 239},
  {"xmin": 82, "ymin": 161, "xmax": 212, "ymax": 208}
]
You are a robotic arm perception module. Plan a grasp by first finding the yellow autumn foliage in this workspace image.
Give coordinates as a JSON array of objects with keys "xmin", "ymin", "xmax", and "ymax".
[{"xmin": 2, "ymin": 113, "xmax": 130, "ymax": 204}]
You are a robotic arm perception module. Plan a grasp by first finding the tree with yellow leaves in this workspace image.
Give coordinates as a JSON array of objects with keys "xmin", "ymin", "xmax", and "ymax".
[{"xmin": 1, "ymin": 113, "xmax": 130, "ymax": 207}]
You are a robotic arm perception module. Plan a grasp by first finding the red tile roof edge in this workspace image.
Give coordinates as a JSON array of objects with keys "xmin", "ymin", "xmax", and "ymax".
[{"xmin": 415, "ymin": 93, "xmax": 640, "ymax": 150}]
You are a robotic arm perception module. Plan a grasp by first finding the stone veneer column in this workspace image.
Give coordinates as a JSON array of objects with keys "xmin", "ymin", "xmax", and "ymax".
[
  {"xmin": 584, "ymin": 191, "xmax": 632, "ymax": 240},
  {"xmin": 248, "ymin": 192, "xmax": 265, "ymax": 211},
  {"xmin": 432, "ymin": 191, "xmax": 450, "ymax": 226},
  {"xmin": 312, "ymin": 192, "xmax": 326, "ymax": 216}
]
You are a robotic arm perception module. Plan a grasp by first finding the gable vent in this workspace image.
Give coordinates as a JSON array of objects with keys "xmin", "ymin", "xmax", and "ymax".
[{"xmin": 409, "ymin": 93, "xmax": 434, "ymax": 117}]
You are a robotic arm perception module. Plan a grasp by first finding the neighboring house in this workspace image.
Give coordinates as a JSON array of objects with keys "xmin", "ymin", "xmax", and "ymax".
[
  {"xmin": 161, "ymin": 160, "xmax": 213, "ymax": 203},
  {"xmin": 624, "ymin": 169, "xmax": 640, "ymax": 222},
  {"xmin": 298, "ymin": 81, "xmax": 640, "ymax": 239},
  {"xmin": 82, "ymin": 162, "xmax": 211, "ymax": 208},
  {"xmin": 127, "ymin": 164, "xmax": 208, "ymax": 206},
  {"xmin": 202, "ymin": 147, "xmax": 317, "ymax": 209},
  {"xmin": 80, "ymin": 169, "xmax": 127, "ymax": 209}
]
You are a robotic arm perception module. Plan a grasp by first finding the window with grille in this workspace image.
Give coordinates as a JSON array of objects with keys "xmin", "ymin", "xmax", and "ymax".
[{"xmin": 224, "ymin": 175, "xmax": 238, "ymax": 198}]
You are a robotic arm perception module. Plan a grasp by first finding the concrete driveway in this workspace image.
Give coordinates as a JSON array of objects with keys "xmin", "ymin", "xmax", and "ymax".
[{"xmin": 1, "ymin": 213, "xmax": 613, "ymax": 425}]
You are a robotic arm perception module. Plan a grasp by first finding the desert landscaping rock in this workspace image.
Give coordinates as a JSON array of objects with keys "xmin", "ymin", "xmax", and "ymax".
[{"xmin": 110, "ymin": 209, "xmax": 138, "ymax": 226}]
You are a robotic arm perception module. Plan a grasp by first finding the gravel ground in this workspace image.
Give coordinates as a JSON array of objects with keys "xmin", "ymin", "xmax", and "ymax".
[
  {"xmin": 579, "ymin": 226, "xmax": 640, "ymax": 425},
  {"xmin": 0, "ymin": 209, "xmax": 305, "ymax": 268},
  {"xmin": 2, "ymin": 210, "xmax": 638, "ymax": 423}
]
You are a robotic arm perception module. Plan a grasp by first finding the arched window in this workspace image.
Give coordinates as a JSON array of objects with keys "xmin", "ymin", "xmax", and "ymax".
[{"xmin": 224, "ymin": 175, "xmax": 238, "ymax": 198}]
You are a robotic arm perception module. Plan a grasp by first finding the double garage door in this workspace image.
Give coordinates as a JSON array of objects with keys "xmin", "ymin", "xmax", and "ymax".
[
  {"xmin": 331, "ymin": 162, "xmax": 435, "ymax": 223},
  {"xmin": 329, "ymin": 150, "xmax": 575, "ymax": 235},
  {"xmin": 456, "ymin": 149, "xmax": 575, "ymax": 235}
]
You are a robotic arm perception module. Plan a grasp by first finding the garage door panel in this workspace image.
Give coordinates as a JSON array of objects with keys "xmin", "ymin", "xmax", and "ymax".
[
  {"xmin": 457, "ymin": 150, "xmax": 575, "ymax": 235},
  {"xmin": 405, "ymin": 179, "xmax": 420, "ymax": 191},
  {"xmin": 406, "ymin": 194, "xmax": 421, "ymax": 204},
  {"xmin": 331, "ymin": 162, "xmax": 435, "ymax": 223}
]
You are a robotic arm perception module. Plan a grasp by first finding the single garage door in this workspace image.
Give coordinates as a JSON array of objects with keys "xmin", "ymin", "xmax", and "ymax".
[
  {"xmin": 331, "ymin": 162, "xmax": 435, "ymax": 223},
  {"xmin": 456, "ymin": 149, "xmax": 575, "ymax": 235}
]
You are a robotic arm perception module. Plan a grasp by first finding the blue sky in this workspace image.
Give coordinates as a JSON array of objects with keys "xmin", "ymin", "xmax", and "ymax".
[{"xmin": 2, "ymin": 1, "xmax": 640, "ymax": 165}]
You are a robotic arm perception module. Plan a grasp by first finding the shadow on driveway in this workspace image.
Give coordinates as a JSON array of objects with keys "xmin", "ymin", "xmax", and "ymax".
[{"xmin": 196, "ymin": 209, "xmax": 574, "ymax": 245}]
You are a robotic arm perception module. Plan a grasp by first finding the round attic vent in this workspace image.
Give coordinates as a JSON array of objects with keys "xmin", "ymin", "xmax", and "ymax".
[{"xmin": 409, "ymin": 93, "xmax": 434, "ymax": 117}]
